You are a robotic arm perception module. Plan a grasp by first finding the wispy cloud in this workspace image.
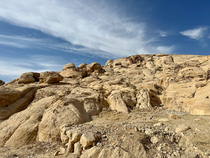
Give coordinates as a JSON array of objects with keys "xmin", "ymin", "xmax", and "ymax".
[
  {"xmin": 0, "ymin": 55, "xmax": 65, "ymax": 82},
  {"xmin": 180, "ymin": 26, "xmax": 208, "ymax": 40},
  {"xmin": 0, "ymin": 0, "xmax": 174, "ymax": 57}
]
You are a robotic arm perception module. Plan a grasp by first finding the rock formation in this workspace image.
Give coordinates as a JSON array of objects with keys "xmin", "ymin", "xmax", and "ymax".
[{"xmin": 0, "ymin": 55, "xmax": 210, "ymax": 157}]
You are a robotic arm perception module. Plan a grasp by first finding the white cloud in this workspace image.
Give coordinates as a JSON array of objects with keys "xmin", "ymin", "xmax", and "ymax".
[
  {"xmin": 0, "ymin": 0, "xmax": 174, "ymax": 58},
  {"xmin": 156, "ymin": 46, "xmax": 174, "ymax": 54},
  {"xmin": 0, "ymin": 55, "xmax": 65, "ymax": 82},
  {"xmin": 180, "ymin": 27, "xmax": 208, "ymax": 40}
]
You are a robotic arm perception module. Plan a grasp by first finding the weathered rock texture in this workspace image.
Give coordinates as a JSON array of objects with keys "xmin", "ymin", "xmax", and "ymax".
[{"xmin": 0, "ymin": 54, "xmax": 210, "ymax": 157}]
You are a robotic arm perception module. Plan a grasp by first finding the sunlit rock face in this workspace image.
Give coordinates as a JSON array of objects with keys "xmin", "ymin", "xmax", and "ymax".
[{"xmin": 0, "ymin": 54, "xmax": 210, "ymax": 158}]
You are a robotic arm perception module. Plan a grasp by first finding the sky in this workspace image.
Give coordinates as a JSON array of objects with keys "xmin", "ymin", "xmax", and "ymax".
[{"xmin": 0, "ymin": 0, "xmax": 210, "ymax": 82}]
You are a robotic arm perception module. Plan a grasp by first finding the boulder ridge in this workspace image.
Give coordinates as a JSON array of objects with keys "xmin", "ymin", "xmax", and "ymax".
[{"xmin": 0, "ymin": 54, "xmax": 210, "ymax": 158}]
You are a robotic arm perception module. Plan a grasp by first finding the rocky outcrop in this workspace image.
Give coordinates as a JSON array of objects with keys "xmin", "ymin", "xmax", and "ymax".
[{"xmin": 0, "ymin": 54, "xmax": 210, "ymax": 157}]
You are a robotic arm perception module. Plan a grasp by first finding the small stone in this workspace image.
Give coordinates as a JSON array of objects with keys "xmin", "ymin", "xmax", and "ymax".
[
  {"xmin": 151, "ymin": 136, "xmax": 159, "ymax": 144},
  {"xmin": 175, "ymin": 124, "xmax": 191, "ymax": 133},
  {"xmin": 60, "ymin": 133, "xmax": 69, "ymax": 143},
  {"xmin": 158, "ymin": 118, "xmax": 169, "ymax": 122},
  {"xmin": 164, "ymin": 127, "xmax": 170, "ymax": 132},
  {"xmin": 80, "ymin": 132, "xmax": 96, "ymax": 149},
  {"xmin": 54, "ymin": 151, "xmax": 59, "ymax": 156},
  {"xmin": 71, "ymin": 132, "xmax": 82, "ymax": 143},
  {"xmin": 153, "ymin": 122, "xmax": 163, "ymax": 127},
  {"xmin": 168, "ymin": 114, "xmax": 181, "ymax": 120},
  {"xmin": 145, "ymin": 129, "xmax": 154, "ymax": 135},
  {"xmin": 59, "ymin": 147, "xmax": 66, "ymax": 155},
  {"xmin": 74, "ymin": 142, "xmax": 83, "ymax": 155}
]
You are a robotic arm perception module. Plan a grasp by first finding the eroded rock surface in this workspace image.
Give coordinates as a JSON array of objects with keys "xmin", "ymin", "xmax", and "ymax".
[{"xmin": 0, "ymin": 54, "xmax": 210, "ymax": 157}]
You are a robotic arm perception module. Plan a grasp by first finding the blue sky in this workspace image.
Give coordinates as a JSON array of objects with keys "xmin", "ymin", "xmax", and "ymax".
[{"xmin": 0, "ymin": 0, "xmax": 210, "ymax": 82}]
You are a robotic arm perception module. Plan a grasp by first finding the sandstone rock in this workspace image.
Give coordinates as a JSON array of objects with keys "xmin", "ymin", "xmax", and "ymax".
[
  {"xmin": 60, "ymin": 68, "xmax": 84, "ymax": 78},
  {"xmin": 74, "ymin": 142, "xmax": 82, "ymax": 155},
  {"xmin": 145, "ymin": 129, "xmax": 154, "ymax": 135},
  {"xmin": 107, "ymin": 88, "xmax": 136, "ymax": 113},
  {"xmin": 129, "ymin": 55, "xmax": 143, "ymax": 64},
  {"xmin": 71, "ymin": 132, "xmax": 82, "ymax": 143},
  {"xmin": 169, "ymin": 114, "xmax": 181, "ymax": 120},
  {"xmin": 87, "ymin": 62, "xmax": 102, "ymax": 73},
  {"xmin": 151, "ymin": 136, "xmax": 159, "ymax": 144},
  {"xmin": 80, "ymin": 132, "xmax": 96, "ymax": 149},
  {"xmin": 60, "ymin": 132, "xmax": 69, "ymax": 143},
  {"xmin": 136, "ymin": 88, "xmax": 161, "ymax": 110},
  {"xmin": 0, "ymin": 88, "xmax": 37, "ymax": 120},
  {"xmin": 105, "ymin": 59, "xmax": 113, "ymax": 66},
  {"xmin": 18, "ymin": 72, "xmax": 40, "ymax": 84},
  {"xmin": 39, "ymin": 71, "xmax": 63, "ymax": 84},
  {"xmin": 81, "ymin": 146, "xmax": 102, "ymax": 158},
  {"xmin": 37, "ymin": 99, "xmax": 90, "ymax": 142},
  {"xmin": 158, "ymin": 118, "xmax": 169, "ymax": 122},
  {"xmin": 78, "ymin": 63, "xmax": 87, "ymax": 69},
  {"xmin": 120, "ymin": 136, "xmax": 147, "ymax": 158},
  {"xmin": 0, "ymin": 80, "xmax": 5, "ymax": 86},
  {"xmin": 175, "ymin": 124, "xmax": 191, "ymax": 133},
  {"xmin": 63, "ymin": 63, "xmax": 76, "ymax": 70}
]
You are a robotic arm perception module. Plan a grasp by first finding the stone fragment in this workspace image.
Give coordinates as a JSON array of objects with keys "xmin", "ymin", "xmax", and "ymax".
[
  {"xmin": 151, "ymin": 136, "xmax": 159, "ymax": 144},
  {"xmin": 175, "ymin": 124, "xmax": 191, "ymax": 133},
  {"xmin": 80, "ymin": 132, "xmax": 96, "ymax": 149},
  {"xmin": 153, "ymin": 122, "xmax": 163, "ymax": 127},
  {"xmin": 145, "ymin": 129, "xmax": 154, "ymax": 135},
  {"xmin": 71, "ymin": 132, "xmax": 82, "ymax": 143},
  {"xmin": 59, "ymin": 147, "xmax": 66, "ymax": 155},
  {"xmin": 158, "ymin": 118, "xmax": 169, "ymax": 122},
  {"xmin": 60, "ymin": 133, "xmax": 69, "ymax": 143},
  {"xmin": 74, "ymin": 142, "xmax": 82, "ymax": 155},
  {"xmin": 168, "ymin": 114, "xmax": 181, "ymax": 120}
]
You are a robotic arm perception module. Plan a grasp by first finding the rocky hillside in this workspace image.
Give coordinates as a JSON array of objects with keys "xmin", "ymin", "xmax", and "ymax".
[{"xmin": 0, "ymin": 54, "xmax": 210, "ymax": 158}]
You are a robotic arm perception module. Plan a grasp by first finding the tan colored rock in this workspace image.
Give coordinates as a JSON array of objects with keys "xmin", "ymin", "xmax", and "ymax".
[
  {"xmin": 87, "ymin": 62, "xmax": 102, "ymax": 73},
  {"xmin": 175, "ymin": 124, "xmax": 191, "ymax": 133},
  {"xmin": 60, "ymin": 69, "xmax": 84, "ymax": 78},
  {"xmin": 71, "ymin": 132, "xmax": 82, "ymax": 143},
  {"xmin": 80, "ymin": 132, "xmax": 96, "ymax": 149},
  {"xmin": 120, "ymin": 136, "xmax": 147, "ymax": 158},
  {"xmin": 74, "ymin": 142, "xmax": 82, "ymax": 155},
  {"xmin": 39, "ymin": 71, "xmax": 63, "ymax": 84},
  {"xmin": 136, "ymin": 88, "xmax": 161, "ymax": 110},
  {"xmin": 105, "ymin": 59, "xmax": 113, "ymax": 66},
  {"xmin": 0, "ymin": 88, "xmax": 37, "ymax": 120},
  {"xmin": 81, "ymin": 146, "xmax": 102, "ymax": 158},
  {"xmin": 18, "ymin": 72, "xmax": 40, "ymax": 84},
  {"xmin": 169, "ymin": 114, "xmax": 181, "ymax": 120},
  {"xmin": 37, "ymin": 99, "xmax": 90, "ymax": 142},
  {"xmin": 63, "ymin": 63, "xmax": 76, "ymax": 70},
  {"xmin": 78, "ymin": 63, "xmax": 87, "ymax": 69},
  {"xmin": 151, "ymin": 136, "xmax": 159, "ymax": 144},
  {"xmin": 60, "ymin": 132, "xmax": 69, "ymax": 143}
]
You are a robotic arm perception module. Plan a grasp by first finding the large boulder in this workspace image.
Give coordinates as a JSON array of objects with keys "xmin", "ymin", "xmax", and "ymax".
[
  {"xmin": 37, "ymin": 98, "xmax": 90, "ymax": 142},
  {"xmin": 39, "ymin": 71, "xmax": 63, "ymax": 84},
  {"xmin": 18, "ymin": 72, "xmax": 40, "ymax": 84},
  {"xmin": 87, "ymin": 62, "xmax": 103, "ymax": 73},
  {"xmin": 62, "ymin": 63, "xmax": 76, "ymax": 70},
  {"xmin": 107, "ymin": 88, "xmax": 136, "ymax": 113}
]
